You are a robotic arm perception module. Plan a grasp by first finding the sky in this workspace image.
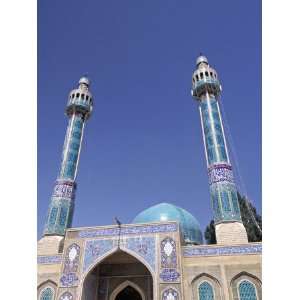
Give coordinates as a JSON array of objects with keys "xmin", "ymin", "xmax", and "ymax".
[{"xmin": 38, "ymin": 0, "xmax": 261, "ymax": 239}]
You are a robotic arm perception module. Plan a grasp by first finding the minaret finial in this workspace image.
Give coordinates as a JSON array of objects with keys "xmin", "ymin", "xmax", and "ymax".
[{"xmin": 196, "ymin": 53, "xmax": 208, "ymax": 67}]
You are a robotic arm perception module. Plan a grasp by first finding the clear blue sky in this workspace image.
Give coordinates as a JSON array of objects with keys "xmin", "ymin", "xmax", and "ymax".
[{"xmin": 38, "ymin": 0, "xmax": 261, "ymax": 238}]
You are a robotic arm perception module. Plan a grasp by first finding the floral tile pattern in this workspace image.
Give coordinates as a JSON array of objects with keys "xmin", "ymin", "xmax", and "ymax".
[
  {"xmin": 83, "ymin": 239, "xmax": 115, "ymax": 272},
  {"xmin": 63, "ymin": 243, "xmax": 80, "ymax": 273},
  {"xmin": 125, "ymin": 237, "xmax": 156, "ymax": 271}
]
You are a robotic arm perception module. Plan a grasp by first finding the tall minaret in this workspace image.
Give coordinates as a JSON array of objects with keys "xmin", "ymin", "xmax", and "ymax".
[
  {"xmin": 191, "ymin": 55, "xmax": 248, "ymax": 245},
  {"xmin": 39, "ymin": 77, "xmax": 93, "ymax": 252}
]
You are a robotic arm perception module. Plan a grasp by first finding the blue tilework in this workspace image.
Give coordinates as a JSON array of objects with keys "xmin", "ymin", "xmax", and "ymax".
[
  {"xmin": 44, "ymin": 194, "xmax": 75, "ymax": 236},
  {"xmin": 208, "ymin": 164, "xmax": 234, "ymax": 185},
  {"xmin": 183, "ymin": 244, "xmax": 262, "ymax": 257},
  {"xmin": 239, "ymin": 280, "xmax": 257, "ymax": 300},
  {"xmin": 200, "ymin": 97, "xmax": 228, "ymax": 165},
  {"xmin": 199, "ymin": 96, "xmax": 243, "ymax": 225},
  {"xmin": 60, "ymin": 114, "xmax": 83, "ymax": 180},
  {"xmin": 78, "ymin": 223, "xmax": 178, "ymax": 238},
  {"xmin": 199, "ymin": 282, "xmax": 214, "ymax": 300},
  {"xmin": 209, "ymin": 182, "xmax": 242, "ymax": 223},
  {"xmin": 37, "ymin": 255, "xmax": 62, "ymax": 264},
  {"xmin": 125, "ymin": 237, "xmax": 156, "ymax": 271},
  {"xmin": 40, "ymin": 287, "xmax": 54, "ymax": 300},
  {"xmin": 83, "ymin": 239, "xmax": 115, "ymax": 272},
  {"xmin": 60, "ymin": 272, "xmax": 79, "ymax": 287},
  {"xmin": 159, "ymin": 268, "xmax": 180, "ymax": 282},
  {"xmin": 44, "ymin": 179, "xmax": 76, "ymax": 235},
  {"xmin": 67, "ymin": 98, "xmax": 91, "ymax": 114}
]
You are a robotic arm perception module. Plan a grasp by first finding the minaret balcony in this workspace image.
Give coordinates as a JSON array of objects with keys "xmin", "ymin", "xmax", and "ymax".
[
  {"xmin": 66, "ymin": 97, "xmax": 93, "ymax": 118},
  {"xmin": 192, "ymin": 78, "xmax": 221, "ymax": 98}
]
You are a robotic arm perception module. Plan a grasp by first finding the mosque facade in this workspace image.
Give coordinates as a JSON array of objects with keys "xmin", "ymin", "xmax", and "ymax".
[{"xmin": 37, "ymin": 55, "xmax": 262, "ymax": 300}]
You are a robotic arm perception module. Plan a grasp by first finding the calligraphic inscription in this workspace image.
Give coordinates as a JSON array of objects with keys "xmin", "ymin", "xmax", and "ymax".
[
  {"xmin": 53, "ymin": 180, "xmax": 76, "ymax": 199},
  {"xmin": 183, "ymin": 243, "xmax": 262, "ymax": 257},
  {"xmin": 78, "ymin": 223, "xmax": 178, "ymax": 238},
  {"xmin": 208, "ymin": 164, "xmax": 234, "ymax": 185},
  {"xmin": 160, "ymin": 269, "xmax": 180, "ymax": 282}
]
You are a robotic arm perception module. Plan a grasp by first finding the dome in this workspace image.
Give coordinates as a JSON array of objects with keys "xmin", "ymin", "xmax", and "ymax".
[
  {"xmin": 79, "ymin": 76, "xmax": 90, "ymax": 86},
  {"xmin": 132, "ymin": 203, "xmax": 203, "ymax": 245},
  {"xmin": 196, "ymin": 55, "xmax": 208, "ymax": 66}
]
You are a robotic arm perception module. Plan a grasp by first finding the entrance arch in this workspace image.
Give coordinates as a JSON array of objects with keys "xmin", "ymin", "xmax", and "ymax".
[
  {"xmin": 81, "ymin": 250, "xmax": 153, "ymax": 300},
  {"xmin": 110, "ymin": 280, "xmax": 145, "ymax": 300}
]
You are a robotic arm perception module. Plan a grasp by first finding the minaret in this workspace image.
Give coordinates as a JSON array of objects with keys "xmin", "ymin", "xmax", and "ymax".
[
  {"xmin": 38, "ymin": 77, "xmax": 93, "ymax": 253},
  {"xmin": 191, "ymin": 55, "xmax": 248, "ymax": 245}
]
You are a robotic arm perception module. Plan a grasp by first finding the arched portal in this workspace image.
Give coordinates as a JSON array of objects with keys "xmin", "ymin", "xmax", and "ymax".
[
  {"xmin": 81, "ymin": 250, "xmax": 153, "ymax": 300},
  {"xmin": 115, "ymin": 286, "xmax": 141, "ymax": 300},
  {"xmin": 110, "ymin": 281, "xmax": 145, "ymax": 300}
]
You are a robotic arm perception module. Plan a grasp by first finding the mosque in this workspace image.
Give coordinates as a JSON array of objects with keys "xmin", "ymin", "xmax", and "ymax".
[{"xmin": 37, "ymin": 55, "xmax": 262, "ymax": 300}]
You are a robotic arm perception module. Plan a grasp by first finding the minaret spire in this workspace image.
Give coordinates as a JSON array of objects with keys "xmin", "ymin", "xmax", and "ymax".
[
  {"xmin": 43, "ymin": 76, "xmax": 93, "ymax": 236},
  {"xmin": 191, "ymin": 55, "xmax": 248, "ymax": 245}
]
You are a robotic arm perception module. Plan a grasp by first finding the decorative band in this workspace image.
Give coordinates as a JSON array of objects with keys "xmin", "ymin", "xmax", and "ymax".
[
  {"xmin": 52, "ymin": 180, "xmax": 76, "ymax": 199},
  {"xmin": 208, "ymin": 164, "xmax": 234, "ymax": 185}
]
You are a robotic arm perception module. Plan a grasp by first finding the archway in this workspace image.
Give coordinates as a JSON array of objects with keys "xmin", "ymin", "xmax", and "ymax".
[
  {"xmin": 116, "ymin": 286, "xmax": 141, "ymax": 300},
  {"xmin": 81, "ymin": 250, "xmax": 153, "ymax": 300}
]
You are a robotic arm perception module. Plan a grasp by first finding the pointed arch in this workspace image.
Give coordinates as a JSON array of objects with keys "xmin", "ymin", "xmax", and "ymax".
[
  {"xmin": 161, "ymin": 286, "xmax": 180, "ymax": 300},
  {"xmin": 37, "ymin": 279, "xmax": 57, "ymax": 290},
  {"xmin": 238, "ymin": 280, "xmax": 258, "ymax": 300},
  {"xmin": 80, "ymin": 248, "xmax": 155, "ymax": 300},
  {"xmin": 199, "ymin": 281, "xmax": 214, "ymax": 300},
  {"xmin": 230, "ymin": 271, "xmax": 261, "ymax": 300},
  {"xmin": 109, "ymin": 280, "xmax": 145, "ymax": 300},
  {"xmin": 191, "ymin": 273, "xmax": 223, "ymax": 300},
  {"xmin": 38, "ymin": 280, "xmax": 57, "ymax": 300},
  {"xmin": 82, "ymin": 246, "xmax": 155, "ymax": 282},
  {"xmin": 230, "ymin": 271, "xmax": 262, "ymax": 286},
  {"xmin": 38, "ymin": 286, "xmax": 55, "ymax": 300}
]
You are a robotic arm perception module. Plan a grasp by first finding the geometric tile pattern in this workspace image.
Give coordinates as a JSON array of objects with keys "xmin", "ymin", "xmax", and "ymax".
[
  {"xmin": 238, "ymin": 280, "xmax": 257, "ymax": 300},
  {"xmin": 39, "ymin": 287, "xmax": 54, "ymax": 300},
  {"xmin": 183, "ymin": 243, "xmax": 262, "ymax": 257},
  {"xmin": 199, "ymin": 281, "xmax": 214, "ymax": 300}
]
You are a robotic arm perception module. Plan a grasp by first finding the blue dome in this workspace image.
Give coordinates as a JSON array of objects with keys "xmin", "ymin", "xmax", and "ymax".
[{"xmin": 132, "ymin": 203, "xmax": 203, "ymax": 245}]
